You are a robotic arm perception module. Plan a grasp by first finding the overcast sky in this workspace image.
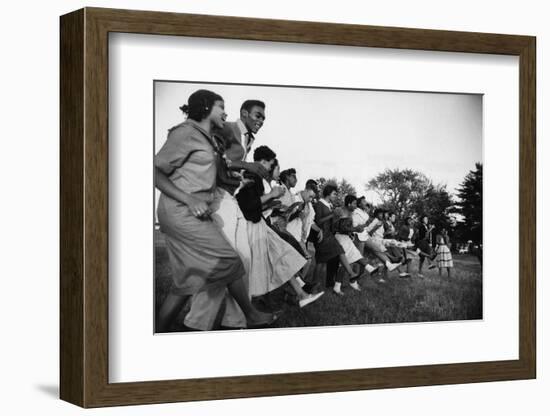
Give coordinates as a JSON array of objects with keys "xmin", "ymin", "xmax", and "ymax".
[{"xmin": 155, "ymin": 81, "xmax": 482, "ymax": 204}]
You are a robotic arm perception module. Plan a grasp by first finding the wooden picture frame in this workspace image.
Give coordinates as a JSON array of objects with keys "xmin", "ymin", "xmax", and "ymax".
[{"xmin": 60, "ymin": 7, "xmax": 536, "ymax": 408}]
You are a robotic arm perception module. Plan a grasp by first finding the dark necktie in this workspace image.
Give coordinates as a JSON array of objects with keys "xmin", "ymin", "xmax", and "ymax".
[{"xmin": 245, "ymin": 132, "xmax": 255, "ymax": 154}]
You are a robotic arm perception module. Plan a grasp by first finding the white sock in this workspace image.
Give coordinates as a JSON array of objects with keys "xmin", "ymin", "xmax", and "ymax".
[
  {"xmin": 385, "ymin": 261, "xmax": 399, "ymax": 272},
  {"xmin": 334, "ymin": 282, "xmax": 342, "ymax": 292},
  {"xmin": 366, "ymin": 264, "xmax": 375, "ymax": 273},
  {"xmin": 296, "ymin": 276, "xmax": 306, "ymax": 288}
]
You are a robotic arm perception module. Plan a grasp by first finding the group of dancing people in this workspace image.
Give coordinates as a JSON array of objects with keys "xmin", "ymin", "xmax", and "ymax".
[{"xmin": 155, "ymin": 89, "xmax": 454, "ymax": 332}]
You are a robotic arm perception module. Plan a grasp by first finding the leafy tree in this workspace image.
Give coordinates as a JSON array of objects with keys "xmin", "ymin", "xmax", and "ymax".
[
  {"xmin": 316, "ymin": 177, "xmax": 357, "ymax": 207},
  {"xmin": 454, "ymin": 163, "xmax": 483, "ymax": 244},
  {"xmin": 366, "ymin": 168, "xmax": 453, "ymax": 230},
  {"xmin": 410, "ymin": 184, "xmax": 454, "ymax": 231}
]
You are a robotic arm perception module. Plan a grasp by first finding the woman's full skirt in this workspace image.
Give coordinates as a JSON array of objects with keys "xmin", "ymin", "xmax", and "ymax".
[{"xmin": 247, "ymin": 220, "xmax": 306, "ymax": 297}]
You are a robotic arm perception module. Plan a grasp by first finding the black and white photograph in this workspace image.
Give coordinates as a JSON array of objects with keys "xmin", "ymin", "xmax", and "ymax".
[{"xmin": 153, "ymin": 81, "xmax": 483, "ymax": 333}]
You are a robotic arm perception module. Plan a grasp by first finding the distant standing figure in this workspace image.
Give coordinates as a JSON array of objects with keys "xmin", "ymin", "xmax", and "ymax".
[
  {"xmin": 416, "ymin": 215, "xmax": 437, "ymax": 277},
  {"xmin": 435, "ymin": 228, "xmax": 454, "ymax": 277}
]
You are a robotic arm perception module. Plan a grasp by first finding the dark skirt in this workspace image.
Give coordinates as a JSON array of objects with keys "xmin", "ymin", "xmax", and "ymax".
[
  {"xmin": 386, "ymin": 245, "xmax": 404, "ymax": 262},
  {"xmin": 314, "ymin": 232, "xmax": 344, "ymax": 263},
  {"xmin": 416, "ymin": 239, "xmax": 434, "ymax": 256}
]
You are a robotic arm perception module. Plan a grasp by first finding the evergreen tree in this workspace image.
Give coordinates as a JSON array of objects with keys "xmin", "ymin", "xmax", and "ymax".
[{"xmin": 454, "ymin": 163, "xmax": 483, "ymax": 244}]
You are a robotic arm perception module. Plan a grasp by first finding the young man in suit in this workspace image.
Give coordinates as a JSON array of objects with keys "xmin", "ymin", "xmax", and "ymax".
[
  {"xmin": 186, "ymin": 100, "xmax": 271, "ymax": 330},
  {"xmin": 216, "ymin": 100, "xmax": 267, "ymax": 171}
]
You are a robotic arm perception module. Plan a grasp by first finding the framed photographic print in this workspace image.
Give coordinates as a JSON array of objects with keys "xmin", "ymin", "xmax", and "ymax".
[{"xmin": 60, "ymin": 7, "xmax": 536, "ymax": 408}]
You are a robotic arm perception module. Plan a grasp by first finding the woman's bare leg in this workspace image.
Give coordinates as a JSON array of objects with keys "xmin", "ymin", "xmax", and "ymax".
[
  {"xmin": 156, "ymin": 293, "xmax": 189, "ymax": 332},
  {"xmin": 300, "ymin": 258, "xmax": 312, "ymax": 282},
  {"xmin": 338, "ymin": 254, "xmax": 357, "ymax": 277},
  {"xmin": 227, "ymin": 278, "xmax": 273, "ymax": 325},
  {"xmin": 288, "ymin": 277, "xmax": 309, "ymax": 300}
]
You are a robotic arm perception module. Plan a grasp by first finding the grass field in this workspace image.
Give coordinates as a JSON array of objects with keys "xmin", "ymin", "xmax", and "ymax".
[{"xmin": 154, "ymin": 230, "xmax": 482, "ymax": 332}]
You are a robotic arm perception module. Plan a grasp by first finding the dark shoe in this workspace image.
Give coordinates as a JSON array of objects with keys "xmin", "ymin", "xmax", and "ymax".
[
  {"xmin": 247, "ymin": 313, "xmax": 279, "ymax": 329},
  {"xmin": 218, "ymin": 325, "xmax": 245, "ymax": 331}
]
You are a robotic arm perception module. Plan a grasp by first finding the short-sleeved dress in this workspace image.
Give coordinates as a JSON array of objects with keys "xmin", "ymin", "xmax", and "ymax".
[
  {"xmin": 155, "ymin": 120, "xmax": 245, "ymax": 296},
  {"xmin": 334, "ymin": 216, "xmax": 363, "ymax": 264},
  {"xmin": 286, "ymin": 194, "xmax": 315, "ymax": 245},
  {"xmin": 313, "ymin": 200, "xmax": 344, "ymax": 263}
]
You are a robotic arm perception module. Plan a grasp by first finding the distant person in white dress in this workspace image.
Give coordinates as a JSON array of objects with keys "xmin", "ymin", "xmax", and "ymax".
[
  {"xmin": 333, "ymin": 195, "xmax": 381, "ymax": 291},
  {"xmin": 359, "ymin": 208, "xmax": 402, "ymax": 283}
]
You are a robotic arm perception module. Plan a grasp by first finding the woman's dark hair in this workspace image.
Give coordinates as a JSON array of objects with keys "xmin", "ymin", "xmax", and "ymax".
[
  {"xmin": 356, "ymin": 196, "xmax": 366, "ymax": 205},
  {"xmin": 388, "ymin": 211, "xmax": 396, "ymax": 217},
  {"xmin": 241, "ymin": 100, "xmax": 265, "ymax": 112},
  {"xmin": 344, "ymin": 194, "xmax": 357, "ymax": 207},
  {"xmin": 373, "ymin": 208, "xmax": 385, "ymax": 217},
  {"xmin": 305, "ymin": 179, "xmax": 318, "ymax": 191},
  {"xmin": 279, "ymin": 168, "xmax": 296, "ymax": 184},
  {"xmin": 405, "ymin": 216, "xmax": 413, "ymax": 223},
  {"xmin": 253, "ymin": 145, "xmax": 276, "ymax": 162},
  {"xmin": 179, "ymin": 89, "xmax": 223, "ymax": 121},
  {"xmin": 322, "ymin": 184, "xmax": 338, "ymax": 198}
]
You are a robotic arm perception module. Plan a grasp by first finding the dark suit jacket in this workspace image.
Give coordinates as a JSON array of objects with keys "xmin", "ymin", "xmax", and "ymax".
[
  {"xmin": 213, "ymin": 121, "xmax": 251, "ymax": 163},
  {"xmin": 213, "ymin": 121, "xmax": 256, "ymax": 194},
  {"xmin": 398, "ymin": 224, "xmax": 416, "ymax": 242}
]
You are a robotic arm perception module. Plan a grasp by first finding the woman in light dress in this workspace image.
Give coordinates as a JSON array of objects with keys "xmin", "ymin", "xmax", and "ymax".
[
  {"xmin": 236, "ymin": 146, "xmax": 323, "ymax": 308},
  {"xmin": 154, "ymin": 89, "xmax": 275, "ymax": 331},
  {"xmin": 333, "ymin": 195, "xmax": 380, "ymax": 291},
  {"xmin": 353, "ymin": 207, "xmax": 402, "ymax": 283}
]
